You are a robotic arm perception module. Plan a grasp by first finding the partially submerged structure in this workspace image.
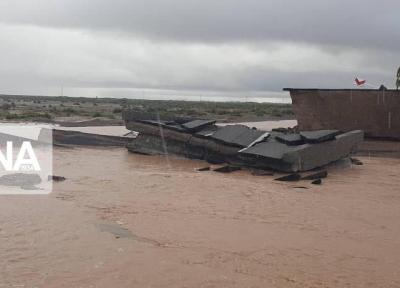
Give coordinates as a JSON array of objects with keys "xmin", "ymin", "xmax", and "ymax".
[
  {"xmin": 123, "ymin": 110, "xmax": 363, "ymax": 172},
  {"xmin": 52, "ymin": 129, "xmax": 131, "ymax": 146},
  {"xmin": 285, "ymin": 88, "xmax": 400, "ymax": 139}
]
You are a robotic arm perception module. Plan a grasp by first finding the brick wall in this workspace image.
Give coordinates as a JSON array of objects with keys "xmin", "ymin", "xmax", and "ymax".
[{"xmin": 288, "ymin": 89, "xmax": 400, "ymax": 139}]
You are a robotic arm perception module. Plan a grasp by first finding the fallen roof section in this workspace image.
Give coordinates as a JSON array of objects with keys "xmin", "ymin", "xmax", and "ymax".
[{"xmin": 240, "ymin": 130, "xmax": 364, "ymax": 172}]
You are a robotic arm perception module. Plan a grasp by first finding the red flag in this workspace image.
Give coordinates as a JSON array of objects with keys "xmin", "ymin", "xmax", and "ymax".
[{"xmin": 355, "ymin": 77, "xmax": 366, "ymax": 86}]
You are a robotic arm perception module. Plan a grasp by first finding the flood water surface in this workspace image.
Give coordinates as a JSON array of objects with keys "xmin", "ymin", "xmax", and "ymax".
[{"xmin": 1, "ymin": 146, "xmax": 400, "ymax": 287}]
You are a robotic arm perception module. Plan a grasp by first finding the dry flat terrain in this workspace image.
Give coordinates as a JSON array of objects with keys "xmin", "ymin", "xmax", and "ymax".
[
  {"xmin": 1, "ymin": 147, "xmax": 400, "ymax": 287},
  {"xmin": 0, "ymin": 94, "xmax": 293, "ymax": 124}
]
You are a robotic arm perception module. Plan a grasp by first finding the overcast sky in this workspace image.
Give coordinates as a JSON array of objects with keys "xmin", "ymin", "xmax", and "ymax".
[{"xmin": 0, "ymin": 0, "xmax": 398, "ymax": 100}]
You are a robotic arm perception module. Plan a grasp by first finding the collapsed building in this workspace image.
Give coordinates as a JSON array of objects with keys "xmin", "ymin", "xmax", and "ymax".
[{"xmin": 123, "ymin": 110, "xmax": 363, "ymax": 172}]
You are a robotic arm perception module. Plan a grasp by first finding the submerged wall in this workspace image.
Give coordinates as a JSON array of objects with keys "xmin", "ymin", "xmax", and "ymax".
[{"xmin": 286, "ymin": 89, "xmax": 400, "ymax": 139}]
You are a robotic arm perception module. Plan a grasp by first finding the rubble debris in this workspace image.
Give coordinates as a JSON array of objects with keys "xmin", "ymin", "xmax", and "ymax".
[
  {"xmin": 123, "ymin": 110, "xmax": 364, "ymax": 173},
  {"xmin": 300, "ymin": 130, "xmax": 340, "ymax": 143},
  {"xmin": 350, "ymin": 157, "xmax": 364, "ymax": 165},
  {"xmin": 276, "ymin": 134, "xmax": 304, "ymax": 146},
  {"xmin": 311, "ymin": 179, "xmax": 322, "ymax": 185},
  {"xmin": 274, "ymin": 173, "xmax": 301, "ymax": 182},
  {"xmin": 251, "ymin": 169, "xmax": 274, "ymax": 176},
  {"xmin": 301, "ymin": 170, "xmax": 328, "ymax": 180},
  {"xmin": 197, "ymin": 167, "xmax": 210, "ymax": 172},
  {"xmin": 213, "ymin": 165, "xmax": 242, "ymax": 173},
  {"xmin": 48, "ymin": 175, "xmax": 66, "ymax": 181}
]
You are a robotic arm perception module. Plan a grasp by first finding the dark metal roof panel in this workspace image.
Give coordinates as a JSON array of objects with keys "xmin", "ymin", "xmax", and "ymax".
[
  {"xmin": 276, "ymin": 134, "xmax": 304, "ymax": 146},
  {"xmin": 300, "ymin": 130, "xmax": 340, "ymax": 143},
  {"xmin": 211, "ymin": 125, "xmax": 266, "ymax": 148},
  {"xmin": 195, "ymin": 126, "xmax": 218, "ymax": 138},
  {"xmin": 182, "ymin": 119, "xmax": 216, "ymax": 132}
]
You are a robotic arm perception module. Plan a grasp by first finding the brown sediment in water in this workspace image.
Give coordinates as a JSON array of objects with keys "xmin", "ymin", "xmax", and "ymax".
[{"xmin": 1, "ymin": 146, "xmax": 400, "ymax": 287}]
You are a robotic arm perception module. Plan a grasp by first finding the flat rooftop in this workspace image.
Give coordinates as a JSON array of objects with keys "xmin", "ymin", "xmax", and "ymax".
[{"xmin": 283, "ymin": 88, "xmax": 399, "ymax": 92}]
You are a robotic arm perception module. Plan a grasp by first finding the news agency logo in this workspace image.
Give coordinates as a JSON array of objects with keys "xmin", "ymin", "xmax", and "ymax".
[
  {"xmin": 0, "ymin": 141, "xmax": 41, "ymax": 172},
  {"xmin": 0, "ymin": 125, "xmax": 53, "ymax": 195}
]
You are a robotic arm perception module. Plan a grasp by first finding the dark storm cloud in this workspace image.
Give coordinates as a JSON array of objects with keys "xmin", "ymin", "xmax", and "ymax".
[
  {"xmin": 0, "ymin": 0, "xmax": 399, "ymax": 50},
  {"xmin": 0, "ymin": 1, "xmax": 398, "ymax": 98}
]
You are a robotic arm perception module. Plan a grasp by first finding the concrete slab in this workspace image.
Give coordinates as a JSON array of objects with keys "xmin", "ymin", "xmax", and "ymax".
[
  {"xmin": 195, "ymin": 126, "xmax": 218, "ymax": 138},
  {"xmin": 240, "ymin": 141, "xmax": 296, "ymax": 160},
  {"xmin": 182, "ymin": 119, "xmax": 216, "ymax": 132},
  {"xmin": 211, "ymin": 125, "xmax": 266, "ymax": 148},
  {"xmin": 300, "ymin": 130, "xmax": 340, "ymax": 143},
  {"xmin": 240, "ymin": 130, "xmax": 364, "ymax": 172},
  {"xmin": 276, "ymin": 134, "xmax": 304, "ymax": 145},
  {"xmin": 284, "ymin": 130, "xmax": 364, "ymax": 171}
]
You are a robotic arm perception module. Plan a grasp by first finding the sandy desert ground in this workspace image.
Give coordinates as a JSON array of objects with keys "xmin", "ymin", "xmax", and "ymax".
[{"xmin": 1, "ymin": 146, "xmax": 400, "ymax": 287}]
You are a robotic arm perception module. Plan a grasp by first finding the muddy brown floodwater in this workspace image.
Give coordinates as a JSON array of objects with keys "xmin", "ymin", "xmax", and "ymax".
[{"xmin": 1, "ymin": 146, "xmax": 400, "ymax": 287}]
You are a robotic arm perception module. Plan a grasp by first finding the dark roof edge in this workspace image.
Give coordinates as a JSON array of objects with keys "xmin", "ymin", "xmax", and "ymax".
[{"xmin": 283, "ymin": 88, "xmax": 399, "ymax": 92}]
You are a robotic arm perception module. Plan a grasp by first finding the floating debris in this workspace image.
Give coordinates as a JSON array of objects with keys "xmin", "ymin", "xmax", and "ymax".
[
  {"xmin": 48, "ymin": 175, "xmax": 66, "ymax": 182},
  {"xmin": 301, "ymin": 170, "xmax": 328, "ymax": 180},
  {"xmin": 350, "ymin": 157, "xmax": 364, "ymax": 165},
  {"xmin": 197, "ymin": 167, "xmax": 210, "ymax": 172},
  {"xmin": 311, "ymin": 179, "xmax": 322, "ymax": 185},
  {"xmin": 251, "ymin": 169, "xmax": 274, "ymax": 176},
  {"xmin": 213, "ymin": 165, "xmax": 242, "ymax": 173},
  {"xmin": 274, "ymin": 173, "xmax": 301, "ymax": 182}
]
